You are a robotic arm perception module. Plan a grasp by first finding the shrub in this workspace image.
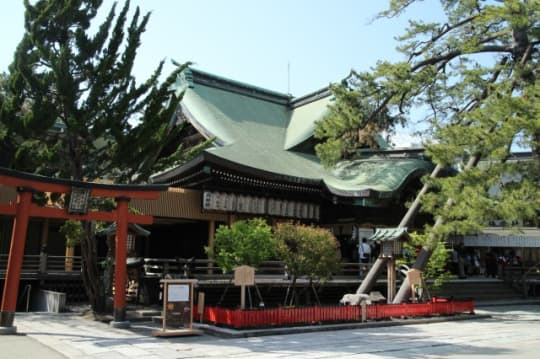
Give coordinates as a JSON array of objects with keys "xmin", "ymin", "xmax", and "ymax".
[{"xmin": 207, "ymin": 218, "xmax": 275, "ymax": 273}]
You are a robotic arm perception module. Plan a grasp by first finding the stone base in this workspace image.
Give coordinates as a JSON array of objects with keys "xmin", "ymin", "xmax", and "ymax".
[
  {"xmin": 0, "ymin": 311, "xmax": 15, "ymax": 328},
  {"xmin": 152, "ymin": 328, "xmax": 204, "ymax": 337},
  {"xmin": 109, "ymin": 320, "xmax": 131, "ymax": 329},
  {"xmin": 0, "ymin": 326, "xmax": 17, "ymax": 335}
]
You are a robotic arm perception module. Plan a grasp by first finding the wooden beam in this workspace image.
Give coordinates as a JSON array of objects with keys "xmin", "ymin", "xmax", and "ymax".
[
  {"xmin": 0, "ymin": 203, "xmax": 154, "ymax": 224},
  {"xmin": 0, "ymin": 174, "xmax": 165, "ymax": 200}
]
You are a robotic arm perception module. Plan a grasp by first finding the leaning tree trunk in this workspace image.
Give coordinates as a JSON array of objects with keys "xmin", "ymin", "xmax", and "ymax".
[
  {"xmin": 357, "ymin": 164, "xmax": 444, "ymax": 295},
  {"xmin": 358, "ymin": 53, "xmax": 514, "ymax": 301},
  {"xmin": 356, "ymin": 152, "xmax": 481, "ymax": 303},
  {"xmin": 392, "ymin": 154, "xmax": 481, "ymax": 303},
  {"xmin": 390, "ymin": 49, "xmax": 523, "ymax": 302}
]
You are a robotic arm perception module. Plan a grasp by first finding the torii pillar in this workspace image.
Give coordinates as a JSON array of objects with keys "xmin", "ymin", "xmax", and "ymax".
[
  {"xmin": 0, "ymin": 190, "xmax": 32, "ymax": 334},
  {"xmin": 112, "ymin": 197, "xmax": 129, "ymax": 327}
]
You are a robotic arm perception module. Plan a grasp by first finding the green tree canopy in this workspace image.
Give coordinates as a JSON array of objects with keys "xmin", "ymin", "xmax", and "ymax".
[
  {"xmin": 0, "ymin": 0, "xmax": 209, "ymax": 313},
  {"xmin": 209, "ymin": 218, "xmax": 275, "ymax": 274},
  {"xmin": 315, "ymin": 0, "xmax": 540, "ymax": 237},
  {"xmin": 3, "ymin": 0, "xmax": 207, "ymax": 182},
  {"xmin": 274, "ymin": 222, "xmax": 339, "ymax": 306}
]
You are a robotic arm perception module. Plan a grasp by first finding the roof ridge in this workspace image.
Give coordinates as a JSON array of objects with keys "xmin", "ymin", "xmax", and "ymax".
[
  {"xmin": 188, "ymin": 68, "xmax": 292, "ymax": 105},
  {"xmin": 290, "ymin": 87, "xmax": 332, "ymax": 108}
]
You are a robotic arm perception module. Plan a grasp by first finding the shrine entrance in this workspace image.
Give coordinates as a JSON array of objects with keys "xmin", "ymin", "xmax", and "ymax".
[{"xmin": 0, "ymin": 167, "xmax": 167, "ymax": 334}]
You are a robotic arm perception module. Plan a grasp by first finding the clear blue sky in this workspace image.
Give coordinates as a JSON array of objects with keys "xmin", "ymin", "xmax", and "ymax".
[{"xmin": 0, "ymin": 0, "xmax": 442, "ymax": 96}]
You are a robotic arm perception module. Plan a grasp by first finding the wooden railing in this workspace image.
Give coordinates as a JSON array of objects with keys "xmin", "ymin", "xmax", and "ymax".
[
  {"xmin": 0, "ymin": 254, "xmax": 82, "ymax": 276},
  {"xmin": 142, "ymin": 257, "xmax": 370, "ymax": 279},
  {"xmin": 1, "ymin": 254, "xmax": 371, "ymax": 280}
]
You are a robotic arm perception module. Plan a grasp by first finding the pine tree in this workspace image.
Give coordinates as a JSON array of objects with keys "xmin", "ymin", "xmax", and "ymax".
[
  {"xmin": 315, "ymin": 1, "xmax": 540, "ymax": 301},
  {"xmin": 3, "ymin": 0, "xmax": 208, "ymax": 312},
  {"xmin": 8, "ymin": 0, "xmax": 205, "ymax": 182}
]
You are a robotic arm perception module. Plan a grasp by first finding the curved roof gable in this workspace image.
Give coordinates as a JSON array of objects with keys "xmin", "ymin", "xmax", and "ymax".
[{"xmin": 284, "ymin": 90, "xmax": 332, "ymax": 150}]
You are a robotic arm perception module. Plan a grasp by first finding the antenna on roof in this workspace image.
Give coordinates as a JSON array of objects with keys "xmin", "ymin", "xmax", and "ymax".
[{"xmin": 287, "ymin": 61, "xmax": 291, "ymax": 95}]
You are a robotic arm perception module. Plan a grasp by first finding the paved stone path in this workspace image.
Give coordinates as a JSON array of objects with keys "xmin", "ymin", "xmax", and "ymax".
[{"xmin": 3, "ymin": 305, "xmax": 540, "ymax": 358}]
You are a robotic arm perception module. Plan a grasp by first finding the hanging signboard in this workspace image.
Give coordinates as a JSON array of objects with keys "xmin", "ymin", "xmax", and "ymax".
[{"xmin": 202, "ymin": 190, "xmax": 320, "ymax": 220}]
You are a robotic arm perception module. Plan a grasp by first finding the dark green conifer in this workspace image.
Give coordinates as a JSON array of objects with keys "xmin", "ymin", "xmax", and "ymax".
[{"xmin": 2, "ymin": 0, "xmax": 208, "ymax": 312}]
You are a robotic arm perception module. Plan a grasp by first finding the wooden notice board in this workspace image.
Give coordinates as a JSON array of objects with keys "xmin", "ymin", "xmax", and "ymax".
[
  {"xmin": 152, "ymin": 279, "xmax": 202, "ymax": 337},
  {"xmin": 234, "ymin": 265, "xmax": 255, "ymax": 309}
]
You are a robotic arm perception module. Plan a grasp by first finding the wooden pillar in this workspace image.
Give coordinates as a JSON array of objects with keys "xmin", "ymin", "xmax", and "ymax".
[
  {"xmin": 1, "ymin": 189, "xmax": 32, "ymax": 332},
  {"xmin": 387, "ymin": 258, "xmax": 396, "ymax": 304},
  {"xmin": 207, "ymin": 220, "xmax": 215, "ymax": 274},
  {"xmin": 112, "ymin": 197, "xmax": 129, "ymax": 326}
]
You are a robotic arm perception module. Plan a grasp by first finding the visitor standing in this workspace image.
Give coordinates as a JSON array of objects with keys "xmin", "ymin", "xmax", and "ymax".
[{"xmin": 359, "ymin": 238, "xmax": 371, "ymax": 263}]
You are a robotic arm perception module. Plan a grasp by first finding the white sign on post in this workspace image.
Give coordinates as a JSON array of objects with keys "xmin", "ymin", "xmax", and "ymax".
[{"xmin": 168, "ymin": 284, "xmax": 189, "ymax": 302}]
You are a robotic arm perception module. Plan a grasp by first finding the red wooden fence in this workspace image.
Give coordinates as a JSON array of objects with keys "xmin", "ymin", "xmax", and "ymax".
[{"xmin": 194, "ymin": 299, "xmax": 474, "ymax": 329}]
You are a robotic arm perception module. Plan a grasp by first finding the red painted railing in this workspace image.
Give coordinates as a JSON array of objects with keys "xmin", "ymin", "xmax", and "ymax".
[{"xmin": 194, "ymin": 299, "xmax": 474, "ymax": 329}]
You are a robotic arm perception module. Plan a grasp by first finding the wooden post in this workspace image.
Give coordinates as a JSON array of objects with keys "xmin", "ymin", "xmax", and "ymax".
[
  {"xmin": 197, "ymin": 292, "xmax": 205, "ymax": 323},
  {"xmin": 112, "ymin": 197, "xmax": 129, "ymax": 326},
  {"xmin": 207, "ymin": 220, "xmax": 215, "ymax": 274},
  {"xmin": 240, "ymin": 285, "xmax": 246, "ymax": 310},
  {"xmin": 361, "ymin": 301, "xmax": 367, "ymax": 322},
  {"xmin": 0, "ymin": 190, "xmax": 32, "ymax": 332},
  {"xmin": 387, "ymin": 258, "xmax": 396, "ymax": 304},
  {"xmin": 234, "ymin": 265, "xmax": 255, "ymax": 310}
]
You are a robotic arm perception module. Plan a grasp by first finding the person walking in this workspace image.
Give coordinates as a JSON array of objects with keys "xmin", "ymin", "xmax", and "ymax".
[{"xmin": 358, "ymin": 237, "xmax": 371, "ymax": 276}]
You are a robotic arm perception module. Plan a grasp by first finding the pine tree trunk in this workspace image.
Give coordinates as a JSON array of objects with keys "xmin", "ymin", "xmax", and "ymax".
[
  {"xmin": 356, "ymin": 164, "xmax": 444, "ymax": 295},
  {"xmin": 288, "ymin": 276, "xmax": 298, "ymax": 307},
  {"xmin": 80, "ymin": 222, "xmax": 106, "ymax": 313},
  {"xmin": 392, "ymin": 154, "xmax": 481, "ymax": 303},
  {"xmin": 356, "ymin": 153, "xmax": 482, "ymax": 303}
]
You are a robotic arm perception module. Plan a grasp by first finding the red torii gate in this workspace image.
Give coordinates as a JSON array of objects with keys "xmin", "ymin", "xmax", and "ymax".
[{"xmin": 0, "ymin": 167, "xmax": 167, "ymax": 334}]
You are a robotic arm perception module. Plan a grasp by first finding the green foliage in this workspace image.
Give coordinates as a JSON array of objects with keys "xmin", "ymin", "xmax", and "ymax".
[
  {"xmin": 399, "ymin": 232, "xmax": 452, "ymax": 288},
  {"xmin": 274, "ymin": 222, "xmax": 340, "ymax": 283},
  {"xmin": 59, "ymin": 220, "xmax": 84, "ymax": 247},
  {"xmin": 2, "ymin": 0, "xmax": 208, "ymax": 182},
  {"xmin": 314, "ymin": 80, "xmax": 397, "ymax": 167},
  {"xmin": 207, "ymin": 218, "xmax": 275, "ymax": 274},
  {"xmin": 316, "ymin": 0, "xmax": 540, "ymax": 241},
  {"xmin": 0, "ymin": 0, "xmax": 212, "ymax": 313}
]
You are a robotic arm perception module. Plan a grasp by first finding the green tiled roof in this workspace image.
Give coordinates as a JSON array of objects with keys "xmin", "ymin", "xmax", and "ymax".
[
  {"xmin": 162, "ymin": 68, "xmax": 433, "ymax": 200},
  {"xmin": 369, "ymin": 227, "xmax": 410, "ymax": 242},
  {"xmin": 285, "ymin": 92, "xmax": 332, "ymax": 150}
]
